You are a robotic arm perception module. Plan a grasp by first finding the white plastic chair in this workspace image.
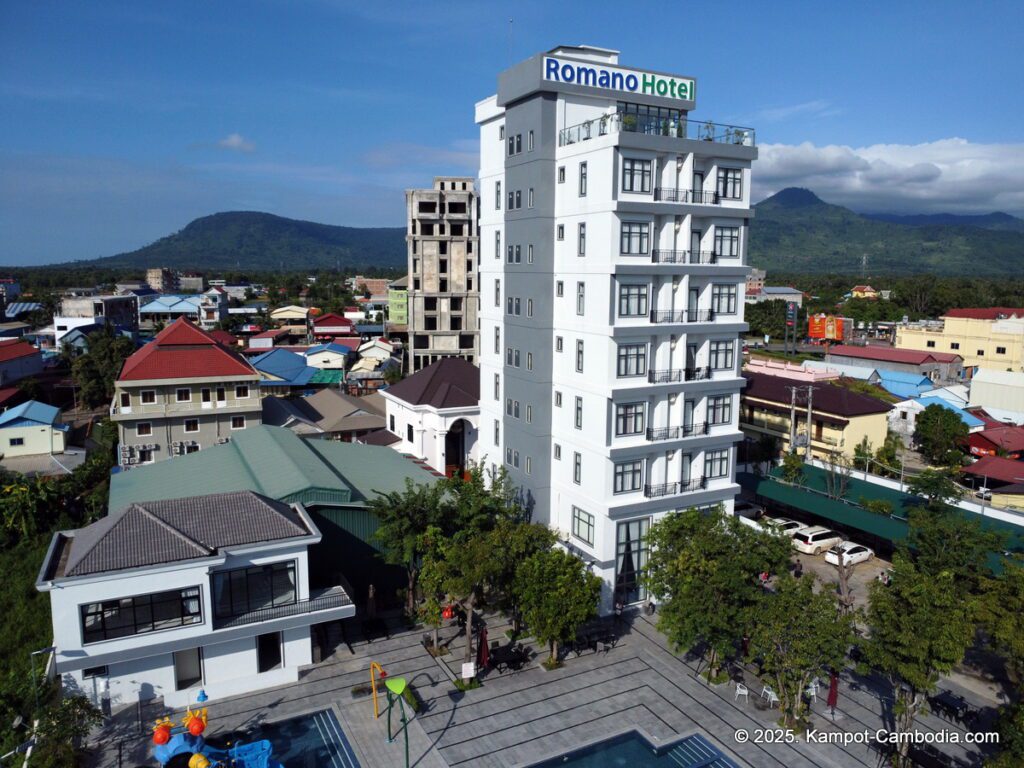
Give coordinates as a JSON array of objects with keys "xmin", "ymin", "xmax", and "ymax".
[
  {"xmin": 735, "ymin": 683, "xmax": 749, "ymax": 703},
  {"xmin": 762, "ymin": 686, "xmax": 779, "ymax": 707}
]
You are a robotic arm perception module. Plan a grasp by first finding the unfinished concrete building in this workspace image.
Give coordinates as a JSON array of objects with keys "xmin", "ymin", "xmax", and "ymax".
[{"xmin": 406, "ymin": 177, "xmax": 480, "ymax": 372}]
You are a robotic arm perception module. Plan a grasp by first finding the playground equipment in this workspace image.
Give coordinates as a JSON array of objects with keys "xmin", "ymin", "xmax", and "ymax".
[
  {"xmin": 149, "ymin": 694, "xmax": 283, "ymax": 768},
  {"xmin": 370, "ymin": 663, "xmax": 410, "ymax": 768}
]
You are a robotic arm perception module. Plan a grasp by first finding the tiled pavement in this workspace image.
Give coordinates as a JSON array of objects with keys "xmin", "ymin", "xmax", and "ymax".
[{"xmin": 86, "ymin": 611, "xmax": 997, "ymax": 768}]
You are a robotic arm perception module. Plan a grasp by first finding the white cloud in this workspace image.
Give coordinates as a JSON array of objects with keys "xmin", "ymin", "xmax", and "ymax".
[
  {"xmin": 755, "ymin": 138, "xmax": 1024, "ymax": 215},
  {"xmin": 753, "ymin": 100, "xmax": 840, "ymax": 123},
  {"xmin": 217, "ymin": 133, "xmax": 256, "ymax": 153}
]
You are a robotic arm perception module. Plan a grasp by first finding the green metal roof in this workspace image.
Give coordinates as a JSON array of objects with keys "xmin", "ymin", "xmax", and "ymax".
[
  {"xmin": 108, "ymin": 425, "xmax": 438, "ymax": 512},
  {"xmin": 309, "ymin": 369, "xmax": 344, "ymax": 385}
]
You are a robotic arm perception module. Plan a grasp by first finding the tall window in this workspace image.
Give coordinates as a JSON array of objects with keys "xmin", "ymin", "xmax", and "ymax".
[
  {"xmin": 614, "ymin": 460, "xmax": 644, "ymax": 493},
  {"xmin": 575, "ymin": 396, "xmax": 583, "ymax": 429},
  {"xmin": 495, "ymin": 181, "xmax": 501, "ymax": 210},
  {"xmin": 515, "ymin": 190, "xmax": 521, "ymax": 208},
  {"xmin": 528, "ymin": 130, "xmax": 534, "ymax": 151},
  {"xmin": 711, "ymin": 284, "xmax": 738, "ymax": 314},
  {"xmin": 81, "ymin": 587, "xmax": 202, "ymax": 643},
  {"xmin": 515, "ymin": 245, "xmax": 521, "ymax": 263},
  {"xmin": 622, "ymin": 159, "xmax": 652, "ymax": 192},
  {"xmin": 213, "ymin": 561, "xmax": 297, "ymax": 620},
  {"xmin": 573, "ymin": 452, "xmax": 582, "ymax": 484},
  {"xmin": 707, "ymin": 394, "xmax": 733, "ymax": 425},
  {"xmin": 578, "ymin": 223, "xmax": 586, "ymax": 256},
  {"xmin": 617, "ymin": 343, "xmax": 647, "ymax": 377},
  {"xmin": 710, "ymin": 340, "xmax": 734, "ymax": 370},
  {"xmin": 556, "ymin": 224, "xmax": 565, "ymax": 240},
  {"xmin": 493, "ymin": 420, "xmax": 500, "ymax": 446},
  {"xmin": 507, "ymin": 245, "xmax": 514, "ymax": 263},
  {"xmin": 620, "ymin": 222, "xmax": 650, "ymax": 255},
  {"xmin": 576, "ymin": 282, "xmax": 586, "ymax": 315},
  {"xmin": 556, "ymin": 281, "xmax": 564, "ymax": 297},
  {"xmin": 705, "ymin": 449, "xmax": 729, "ymax": 478},
  {"xmin": 714, "ymin": 226, "xmax": 740, "ymax": 257},
  {"xmin": 494, "ymin": 326, "xmax": 500, "ymax": 352},
  {"xmin": 618, "ymin": 285, "xmax": 648, "ymax": 316},
  {"xmin": 495, "ymin": 230, "xmax": 501, "ymax": 260},
  {"xmin": 494, "ymin": 279, "xmax": 500, "ymax": 307},
  {"xmin": 494, "ymin": 373, "xmax": 500, "ymax": 400},
  {"xmin": 575, "ymin": 340, "xmax": 584, "ymax": 372},
  {"xmin": 579, "ymin": 161, "xmax": 588, "ymax": 196},
  {"xmin": 572, "ymin": 506, "xmax": 595, "ymax": 545},
  {"xmin": 528, "ymin": 188, "xmax": 534, "ymax": 208},
  {"xmin": 528, "ymin": 244, "xmax": 534, "ymax": 264},
  {"xmin": 717, "ymin": 168, "xmax": 742, "ymax": 199},
  {"xmin": 615, "ymin": 403, "xmax": 645, "ymax": 436},
  {"xmin": 558, "ymin": 166, "xmax": 565, "ymax": 183},
  {"xmin": 616, "ymin": 518, "xmax": 650, "ymax": 603}
]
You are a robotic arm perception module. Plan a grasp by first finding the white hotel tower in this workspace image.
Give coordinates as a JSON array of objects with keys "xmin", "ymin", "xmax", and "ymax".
[{"xmin": 476, "ymin": 46, "xmax": 756, "ymax": 609}]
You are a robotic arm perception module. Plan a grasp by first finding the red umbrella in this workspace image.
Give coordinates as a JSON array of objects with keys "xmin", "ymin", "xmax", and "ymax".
[
  {"xmin": 827, "ymin": 671, "xmax": 839, "ymax": 711},
  {"xmin": 477, "ymin": 626, "xmax": 490, "ymax": 670}
]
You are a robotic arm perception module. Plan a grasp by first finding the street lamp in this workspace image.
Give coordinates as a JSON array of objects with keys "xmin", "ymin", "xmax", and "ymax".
[{"xmin": 29, "ymin": 647, "xmax": 56, "ymax": 715}]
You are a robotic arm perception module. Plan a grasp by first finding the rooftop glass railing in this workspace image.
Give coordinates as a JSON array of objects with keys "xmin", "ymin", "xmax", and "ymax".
[{"xmin": 559, "ymin": 113, "xmax": 755, "ymax": 147}]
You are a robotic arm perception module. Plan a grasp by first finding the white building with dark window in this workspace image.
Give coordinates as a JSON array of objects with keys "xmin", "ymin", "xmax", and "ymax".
[
  {"xmin": 36, "ymin": 491, "xmax": 353, "ymax": 711},
  {"xmin": 476, "ymin": 46, "xmax": 754, "ymax": 609}
]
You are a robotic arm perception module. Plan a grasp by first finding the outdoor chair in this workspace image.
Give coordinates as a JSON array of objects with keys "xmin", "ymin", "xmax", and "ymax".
[
  {"xmin": 735, "ymin": 683, "xmax": 749, "ymax": 703},
  {"xmin": 761, "ymin": 686, "xmax": 779, "ymax": 708}
]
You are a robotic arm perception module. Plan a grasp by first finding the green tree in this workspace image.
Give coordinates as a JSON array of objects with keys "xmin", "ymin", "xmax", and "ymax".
[
  {"xmin": 907, "ymin": 468, "xmax": 962, "ymax": 512},
  {"xmin": 852, "ymin": 436, "xmax": 873, "ymax": 472},
  {"xmin": 781, "ymin": 452, "xmax": 805, "ymax": 486},
  {"xmin": 862, "ymin": 556, "xmax": 976, "ymax": 768},
  {"xmin": 744, "ymin": 299, "xmax": 787, "ymax": 340},
  {"xmin": 369, "ymin": 479, "xmax": 445, "ymax": 616},
  {"xmin": 749, "ymin": 575, "xmax": 852, "ymax": 728},
  {"xmin": 643, "ymin": 507, "xmax": 791, "ymax": 681},
  {"xmin": 1, "ymin": 476, "xmax": 61, "ymax": 538},
  {"xmin": 441, "ymin": 463, "xmax": 524, "ymax": 535},
  {"xmin": 71, "ymin": 328, "xmax": 135, "ymax": 408},
  {"xmin": 914, "ymin": 404, "xmax": 968, "ymax": 465},
  {"xmin": 979, "ymin": 562, "xmax": 1024, "ymax": 682},
  {"xmin": 988, "ymin": 699, "xmax": 1024, "ymax": 768},
  {"xmin": 482, "ymin": 520, "xmax": 556, "ymax": 631},
  {"xmin": 514, "ymin": 548, "xmax": 602, "ymax": 666},
  {"xmin": 873, "ymin": 432, "xmax": 904, "ymax": 478},
  {"xmin": 30, "ymin": 695, "xmax": 103, "ymax": 768},
  {"xmin": 904, "ymin": 507, "xmax": 1002, "ymax": 597}
]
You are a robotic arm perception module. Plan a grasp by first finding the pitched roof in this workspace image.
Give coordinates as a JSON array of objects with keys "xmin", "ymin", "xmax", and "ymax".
[
  {"xmin": 306, "ymin": 343, "xmax": 353, "ymax": 356},
  {"xmin": 107, "ymin": 425, "xmax": 439, "ymax": 512},
  {"xmin": 5, "ymin": 302, "xmax": 42, "ymax": 319},
  {"xmin": 63, "ymin": 491, "xmax": 309, "ymax": 577},
  {"xmin": 912, "ymin": 397, "xmax": 985, "ymax": 429},
  {"xmin": 262, "ymin": 389, "xmax": 385, "ymax": 434},
  {"xmin": 0, "ymin": 400, "xmax": 61, "ymax": 428},
  {"xmin": 742, "ymin": 371, "xmax": 892, "ymax": 418},
  {"xmin": 962, "ymin": 455, "xmax": 1024, "ymax": 484},
  {"xmin": 251, "ymin": 348, "xmax": 316, "ymax": 386},
  {"xmin": 829, "ymin": 344, "xmax": 961, "ymax": 365},
  {"xmin": 971, "ymin": 369, "xmax": 1024, "ymax": 388},
  {"xmin": 361, "ymin": 428, "xmax": 400, "ymax": 446},
  {"xmin": 119, "ymin": 318, "xmax": 257, "ymax": 381},
  {"xmin": 944, "ymin": 307, "xmax": 1024, "ymax": 320},
  {"xmin": 206, "ymin": 329, "xmax": 239, "ymax": 347},
  {"xmin": 386, "ymin": 358, "xmax": 480, "ymax": 409},
  {"xmin": 801, "ymin": 360, "xmax": 880, "ymax": 381},
  {"xmin": 972, "ymin": 426, "xmax": 1024, "ymax": 453},
  {"xmin": 139, "ymin": 295, "xmax": 202, "ymax": 314},
  {"xmin": 0, "ymin": 339, "xmax": 40, "ymax": 364},
  {"xmin": 313, "ymin": 313, "xmax": 353, "ymax": 327}
]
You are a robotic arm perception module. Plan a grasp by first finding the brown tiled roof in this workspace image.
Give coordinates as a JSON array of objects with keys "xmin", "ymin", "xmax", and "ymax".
[
  {"xmin": 385, "ymin": 358, "xmax": 479, "ymax": 409},
  {"xmin": 742, "ymin": 371, "xmax": 892, "ymax": 418}
]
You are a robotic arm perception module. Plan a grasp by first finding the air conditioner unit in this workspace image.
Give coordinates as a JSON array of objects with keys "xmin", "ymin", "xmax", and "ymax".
[
  {"xmin": 217, "ymin": 438, "xmax": 229, "ymax": 444},
  {"xmin": 119, "ymin": 446, "xmax": 131, "ymax": 455},
  {"xmin": 128, "ymin": 458, "xmax": 137, "ymax": 464}
]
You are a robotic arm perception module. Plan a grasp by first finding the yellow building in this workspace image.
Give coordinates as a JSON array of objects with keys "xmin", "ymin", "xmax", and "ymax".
[
  {"xmin": 896, "ymin": 308, "xmax": 1024, "ymax": 375},
  {"xmin": 0, "ymin": 401, "xmax": 68, "ymax": 457},
  {"xmin": 741, "ymin": 372, "xmax": 890, "ymax": 461}
]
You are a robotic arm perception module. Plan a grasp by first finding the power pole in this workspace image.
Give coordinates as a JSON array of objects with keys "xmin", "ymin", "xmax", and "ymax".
[
  {"xmin": 787, "ymin": 386, "xmax": 799, "ymax": 454},
  {"xmin": 804, "ymin": 385, "xmax": 815, "ymax": 460}
]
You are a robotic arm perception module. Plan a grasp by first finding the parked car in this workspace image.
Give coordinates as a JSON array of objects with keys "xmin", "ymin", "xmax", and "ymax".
[
  {"xmin": 791, "ymin": 526, "xmax": 844, "ymax": 555},
  {"xmin": 975, "ymin": 487, "xmax": 992, "ymax": 501},
  {"xmin": 763, "ymin": 516, "xmax": 803, "ymax": 536},
  {"xmin": 824, "ymin": 541, "xmax": 875, "ymax": 566},
  {"xmin": 734, "ymin": 500, "xmax": 764, "ymax": 520}
]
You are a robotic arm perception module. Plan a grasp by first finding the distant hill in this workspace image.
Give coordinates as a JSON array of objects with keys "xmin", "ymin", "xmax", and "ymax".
[
  {"xmin": 749, "ymin": 188, "xmax": 1024, "ymax": 276},
  {"xmin": 63, "ymin": 212, "xmax": 407, "ymax": 272},
  {"xmin": 863, "ymin": 211, "xmax": 1024, "ymax": 232}
]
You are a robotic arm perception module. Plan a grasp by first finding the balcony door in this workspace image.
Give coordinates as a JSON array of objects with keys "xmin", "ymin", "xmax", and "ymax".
[
  {"xmin": 257, "ymin": 632, "xmax": 283, "ymax": 673},
  {"xmin": 686, "ymin": 343, "xmax": 698, "ymax": 371},
  {"xmin": 680, "ymin": 453, "xmax": 693, "ymax": 484},
  {"xmin": 692, "ymin": 172, "xmax": 704, "ymax": 198},
  {"xmin": 683, "ymin": 400, "xmax": 695, "ymax": 433},
  {"xmin": 688, "ymin": 287, "xmax": 699, "ymax": 313},
  {"xmin": 690, "ymin": 230, "xmax": 701, "ymax": 258},
  {"xmin": 173, "ymin": 648, "xmax": 203, "ymax": 691}
]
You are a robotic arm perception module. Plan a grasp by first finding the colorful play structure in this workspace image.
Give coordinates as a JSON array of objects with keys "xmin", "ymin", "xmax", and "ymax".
[
  {"xmin": 370, "ymin": 661, "xmax": 411, "ymax": 768},
  {"xmin": 150, "ymin": 693, "xmax": 283, "ymax": 768}
]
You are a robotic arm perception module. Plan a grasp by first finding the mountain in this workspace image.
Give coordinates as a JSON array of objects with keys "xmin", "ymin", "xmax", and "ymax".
[
  {"xmin": 749, "ymin": 188, "xmax": 1024, "ymax": 275},
  {"xmin": 863, "ymin": 211, "xmax": 1024, "ymax": 232},
  {"xmin": 65, "ymin": 212, "xmax": 407, "ymax": 272}
]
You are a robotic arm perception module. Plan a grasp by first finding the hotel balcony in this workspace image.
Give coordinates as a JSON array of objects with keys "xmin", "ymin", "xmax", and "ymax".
[
  {"xmin": 653, "ymin": 188, "xmax": 720, "ymax": 205},
  {"xmin": 212, "ymin": 585, "xmax": 354, "ymax": 631},
  {"xmin": 650, "ymin": 249, "xmax": 718, "ymax": 265},
  {"xmin": 646, "ymin": 422, "xmax": 709, "ymax": 442},
  {"xmin": 649, "ymin": 309, "xmax": 716, "ymax": 324},
  {"xmin": 644, "ymin": 477, "xmax": 707, "ymax": 498},
  {"xmin": 558, "ymin": 114, "xmax": 755, "ymax": 147},
  {"xmin": 647, "ymin": 366, "xmax": 713, "ymax": 384}
]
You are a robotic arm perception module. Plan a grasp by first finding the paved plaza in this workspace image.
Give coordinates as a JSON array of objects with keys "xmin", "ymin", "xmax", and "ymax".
[{"xmin": 86, "ymin": 611, "xmax": 998, "ymax": 768}]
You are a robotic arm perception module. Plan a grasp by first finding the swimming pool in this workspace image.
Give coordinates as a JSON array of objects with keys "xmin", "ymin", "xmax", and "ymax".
[
  {"xmin": 526, "ymin": 731, "xmax": 742, "ymax": 768},
  {"xmin": 216, "ymin": 708, "xmax": 361, "ymax": 768}
]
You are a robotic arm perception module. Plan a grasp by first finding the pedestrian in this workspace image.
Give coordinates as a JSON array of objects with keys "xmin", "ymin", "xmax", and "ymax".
[
  {"xmin": 794, "ymin": 561, "xmax": 803, "ymax": 579},
  {"xmin": 614, "ymin": 599, "xmax": 624, "ymax": 627}
]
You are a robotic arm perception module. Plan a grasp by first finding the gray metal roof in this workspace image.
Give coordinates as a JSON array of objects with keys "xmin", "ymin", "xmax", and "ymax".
[{"xmin": 63, "ymin": 491, "xmax": 310, "ymax": 577}]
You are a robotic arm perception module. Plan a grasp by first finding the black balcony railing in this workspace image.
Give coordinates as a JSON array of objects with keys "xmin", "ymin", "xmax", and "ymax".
[
  {"xmin": 650, "ymin": 249, "xmax": 718, "ymax": 265},
  {"xmin": 685, "ymin": 366, "xmax": 713, "ymax": 381},
  {"xmin": 648, "ymin": 309, "xmax": 716, "ymax": 324},
  {"xmin": 646, "ymin": 422, "xmax": 710, "ymax": 441},
  {"xmin": 688, "ymin": 310, "xmax": 716, "ymax": 323},
  {"xmin": 212, "ymin": 587, "xmax": 352, "ymax": 630},
  {"xmin": 654, "ymin": 188, "xmax": 721, "ymax": 205},
  {"xmin": 647, "ymin": 369, "xmax": 683, "ymax": 384},
  {"xmin": 644, "ymin": 477, "xmax": 707, "ymax": 498}
]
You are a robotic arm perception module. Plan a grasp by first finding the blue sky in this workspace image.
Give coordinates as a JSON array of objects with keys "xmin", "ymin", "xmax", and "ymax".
[{"xmin": 1, "ymin": 0, "xmax": 1022, "ymax": 264}]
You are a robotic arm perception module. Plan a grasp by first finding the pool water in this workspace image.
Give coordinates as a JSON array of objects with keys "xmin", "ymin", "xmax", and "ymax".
[
  {"xmin": 527, "ymin": 731, "xmax": 742, "ymax": 768},
  {"xmin": 217, "ymin": 708, "xmax": 361, "ymax": 768}
]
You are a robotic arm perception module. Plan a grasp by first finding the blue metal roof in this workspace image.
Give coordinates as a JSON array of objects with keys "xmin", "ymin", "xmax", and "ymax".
[
  {"xmin": 139, "ymin": 295, "xmax": 202, "ymax": 314},
  {"xmin": 915, "ymin": 396, "xmax": 985, "ymax": 429},
  {"xmin": 306, "ymin": 343, "xmax": 352, "ymax": 355},
  {"xmin": 5, "ymin": 302, "xmax": 42, "ymax": 318},
  {"xmin": 0, "ymin": 399, "xmax": 62, "ymax": 428},
  {"xmin": 251, "ymin": 348, "xmax": 316, "ymax": 386},
  {"xmin": 876, "ymin": 368, "xmax": 932, "ymax": 385}
]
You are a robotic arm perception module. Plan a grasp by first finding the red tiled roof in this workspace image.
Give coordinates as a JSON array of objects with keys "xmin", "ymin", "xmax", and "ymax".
[
  {"xmin": 252, "ymin": 329, "xmax": 287, "ymax": 339},
  {"xmin": 943, "ymin": 307, "xmax": 1024, "ymax": 320},
  {"xmin": 742, "ymin": 371, "xmax": 891, "ymax": 418},
  {"xmin": 313, "ymin": 313, "xmax": 353, "ymax": 327},
  {"xmin": 969, "ymin": 427, "xmax": 1024, "ymax": 454},
  {"xmin": 829, "ymin": 345, "xmax": 961, "ymax": 365},
  {"xmin": 962, "ymin": 455, "xmax": 1024, "ymax": 484},
  {"xmin": 0, "ymin": 339, "xmax": 39, "ymax": 364},
  {"xmin": 0, "ymin": 386, "xmax": 25, "ymax": 408},
  {"xmin": 206, "ymin": 329, "xmax": 238, "ymax": 347},
  {"xmin": 118, "ymin": 318, "xmax": 258, "ymax": 381}
]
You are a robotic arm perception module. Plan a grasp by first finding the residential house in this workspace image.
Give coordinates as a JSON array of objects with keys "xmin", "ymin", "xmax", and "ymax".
[
  {"xmin": 269, "ymin": 305, "xmax": 309, "ymax": 325},
  {"xmin": 311, "ymin": 313, "xmax": 356, "ymax": 342},
  {"xmin": 54, "ymin": 295, "xmax": 138, "ymax": 345},
  {"xmin": 250, "ymin": 348, "xmax": 343, "ymax": 396},
  {"xmin": 0, "ymin": 400, "xmax": 69, "ymax": 457},
  {"xmin": 875, "ymin": 369, "xmax": 933, "ymax": 400},
  {"xmin": 826, "ymin": 345, "xmax": 963, "ymax": 384},
  {"xmin": 918, "ymin": 385, "xmax": 970, "ymax": 408},
  {"xmin": 962, "ymin": 456, "xmax": 1024, "ymax": 511},
  {"xmin": 888, "ymin": 396, "xmax": 985, "ymax": 447},
  {"xmin": 248, "ymin": 328, "xmax": 287, "ymax": 350},
  {"xmin": 364, "ymin": 357, "xmax": 479, "ymax": 476},
  {"xmin": 801, "ymin": 360, "xmax": 881, "ymax": 383},
  {"xmin": 745, "ymin": 286, "xmax": 804, "ymax": 307},
  {"xmin": 110, "ymin": 318, "xmax": 263, "ymax": 466},
  {"xmin": 388, "ymin": 276, "xmax": 408, "ymax": 328},
  {"xmin": 146, "ymin": 267, "xmax": 177, "ymax": 292},
  {"xmin": 262, "ymin": 389, "xmax": 385, "ymax": 442},
  {"xmin": 357, "ymin": 338, "xmax": 394, "ymax": 363},
  {"xmin": 304, "ymin": 343, "xmax": 352, "ymax": 371},
  {"xmin": 967, "ymin": 425, "xmax": 1024, "ymax": 460},
  {"xmin": 896, "ymin": 307, "xmax": 1024, "ymax": 375},
  {"xmin": 741, "ymin": 371, "xmax": 891, "ymax": 459},
  {"xmin": 36, "ymin": 490, "xmax": 354, "ymax": 710},
  {"xmin": 0, "ymin": 339, "xmax": 44, "ymax": 385}
]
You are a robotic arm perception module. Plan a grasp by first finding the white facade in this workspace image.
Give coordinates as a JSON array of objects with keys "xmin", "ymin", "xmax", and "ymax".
[
  {"xmin": 969, "ymin": 369, "xmax": 1024, "ymax": 414},
  {"xmin": 477, "ymin": 46, "xmax": 754, "ymax": 609},
  {"xmin": 37, "ymin": 507, "xmax": 353, "ymax": 711},
  {"xmin": 380, "ymin": 390, "xmax": 479, "ymax": 474}
]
